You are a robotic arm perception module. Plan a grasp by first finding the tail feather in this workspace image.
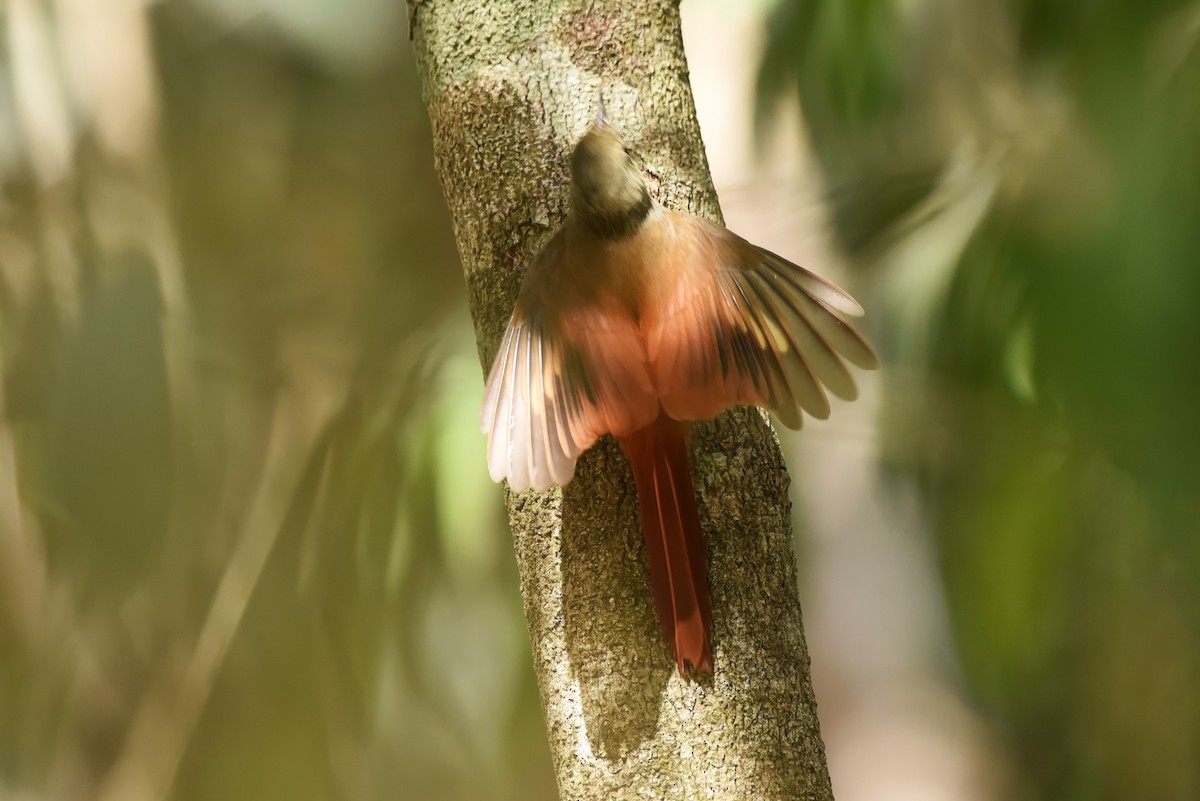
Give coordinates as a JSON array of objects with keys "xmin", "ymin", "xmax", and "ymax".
[{"xmin": 620, "ymin": 413, "xmax": 713, "ymax": 675}]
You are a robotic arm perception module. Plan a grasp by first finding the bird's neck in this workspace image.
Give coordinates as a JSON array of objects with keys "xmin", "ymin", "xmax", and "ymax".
[{"xmin": 571, "ymin": 186, "xmax": 653, "ymax": 240}]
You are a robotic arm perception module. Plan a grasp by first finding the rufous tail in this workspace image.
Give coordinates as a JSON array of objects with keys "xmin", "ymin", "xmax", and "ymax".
[{"xmin": 619, "ymin": 412, "xmax": 713, "ymax": 675}]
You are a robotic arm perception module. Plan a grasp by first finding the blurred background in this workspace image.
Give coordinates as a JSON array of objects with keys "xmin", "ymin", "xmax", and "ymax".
[{"xmin": 0, "ymin": 0, "xmax": 1197, "ymax": 799}]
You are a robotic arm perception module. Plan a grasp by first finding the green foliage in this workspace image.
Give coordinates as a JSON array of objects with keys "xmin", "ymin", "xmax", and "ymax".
[
  {"xmin": 762, "ymin": 0, "xmax": 1200, "ymax": 798},
  {"xmin": 0, "ymin": 2, "xmax": 551, "ymax": 799}
]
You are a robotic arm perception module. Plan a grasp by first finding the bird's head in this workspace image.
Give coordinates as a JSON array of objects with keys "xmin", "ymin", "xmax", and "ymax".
[{"xmin": 569, "ymin": 118, "xmax": 652, "ymax": 238}]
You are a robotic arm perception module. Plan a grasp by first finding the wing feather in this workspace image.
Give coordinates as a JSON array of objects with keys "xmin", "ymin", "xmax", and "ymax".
[
  {"xmin": 481, "ymin": 309, "xmax": 656, "ymax": 491},
  {"xmin": 760, "ymin": 248, "xmax": 865, "ymax": 317},
  {"xmin": 482, "ymin": 324, "xmax": 516, "ymax": 483},
  {"xmin": 737, "ymin": 270, "xmax": 834, "ymax": 416},
  {"xmin": 651, "ymin": 213, "xmax": 877, "ymax": 429},
  {"xmin": 510, "ymin": 327, "xmax": 532, "ymax": 491},
  {"xmin": 721, "ymin": 272, "xmax": 805, "ymax": 424}
]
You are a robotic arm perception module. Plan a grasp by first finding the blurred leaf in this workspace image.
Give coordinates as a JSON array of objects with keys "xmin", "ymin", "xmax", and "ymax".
[
  {"xmin": 0, "ymin": 2, "xmax": 553, "ymax": 799},
  {"xmin": 763, "ymin": 1, "xmax": 1200, "ymax": 798},
  {"xmin": 40, "ymin": 262, "xmax": 171, "ymax": 596}
]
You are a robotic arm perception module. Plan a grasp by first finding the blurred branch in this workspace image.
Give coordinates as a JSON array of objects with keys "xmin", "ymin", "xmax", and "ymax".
[
  {"xmin": 0, "ymin": 372, "xmax": 58, "ymax": 664},
  {"xmin": 97, "ymin": 387, "xmax": 341, "ymax": 801}
]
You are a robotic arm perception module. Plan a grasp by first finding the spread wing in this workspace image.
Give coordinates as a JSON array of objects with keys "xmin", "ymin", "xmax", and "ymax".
[
  {"xmin": 481, "ymin": 232, "xmax": 658, "ymax": 492},
  {"xmin": 481, "ymin": 312, "xmax": 657, "ymax": 491},
  {"xmin": 647, "ymin": 213, "xmax": 878, "ymax": 429}
]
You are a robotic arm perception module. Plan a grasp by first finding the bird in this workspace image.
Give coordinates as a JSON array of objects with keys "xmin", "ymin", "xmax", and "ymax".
[{"xmin": 480, "ymin": 106, "xmax": 877, "ymax": 677}]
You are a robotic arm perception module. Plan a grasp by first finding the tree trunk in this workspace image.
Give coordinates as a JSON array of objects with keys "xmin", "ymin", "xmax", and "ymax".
[{"xmin": 408, "ymin": 1, "xmax": 834, "ymax": 798}]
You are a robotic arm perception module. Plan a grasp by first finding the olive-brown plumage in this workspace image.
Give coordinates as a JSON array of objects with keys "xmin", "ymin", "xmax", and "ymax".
[{"xmin": 482, "ymin": 119, "xmax": 877, "ymax": 676}]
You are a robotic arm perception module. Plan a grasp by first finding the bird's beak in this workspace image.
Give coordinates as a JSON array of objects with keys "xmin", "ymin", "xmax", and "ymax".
[{"xmin": 596, "ymin": 93, "xmax": 608, "ymax": 127}]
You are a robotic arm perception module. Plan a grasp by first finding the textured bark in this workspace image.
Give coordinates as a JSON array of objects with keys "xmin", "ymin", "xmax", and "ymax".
[{"xmin": 409, "ymin": 1, "xmax": 833, "ymax": 798}]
